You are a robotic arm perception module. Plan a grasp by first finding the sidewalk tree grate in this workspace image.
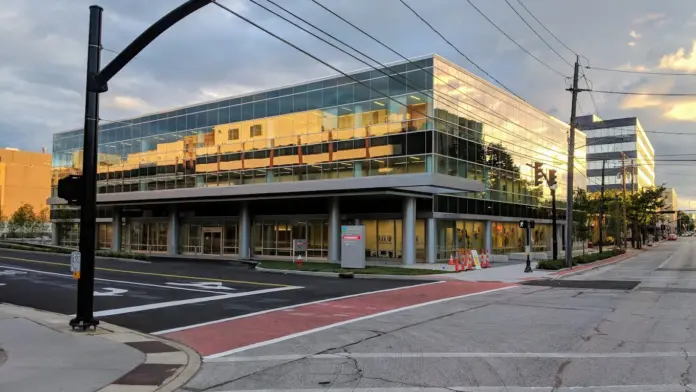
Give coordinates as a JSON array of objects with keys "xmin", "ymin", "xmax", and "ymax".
[{"xmin": 521, "ymin": 280, "xmax": 640, "ymax": 290}]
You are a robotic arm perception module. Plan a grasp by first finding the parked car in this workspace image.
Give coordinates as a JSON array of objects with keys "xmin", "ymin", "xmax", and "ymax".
[{"xmin": 668, "ymin": 233, "xmax": 678, "ymax": 241}]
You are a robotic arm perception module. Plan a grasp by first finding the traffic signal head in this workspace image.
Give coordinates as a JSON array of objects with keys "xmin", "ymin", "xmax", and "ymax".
[
  {"xmin": 57, "ymin": 175, "xmax": 84, "ymax": 206},
  {"xmin": 533, "ymin": 162, "xmax": 544, "ymax": 186},
  {"xmin": 548, "ymin": 169, "xmax": 557, "ymax": 187}
]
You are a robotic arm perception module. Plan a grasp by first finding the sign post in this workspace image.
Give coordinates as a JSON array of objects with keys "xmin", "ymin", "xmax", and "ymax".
[
  {"xmin": 292, "ymin": 239, "xmax": 308, "ymax": 268},
  {"xmin": 340, "ymin": 225, "xmax": 365, "ymax": 269}
]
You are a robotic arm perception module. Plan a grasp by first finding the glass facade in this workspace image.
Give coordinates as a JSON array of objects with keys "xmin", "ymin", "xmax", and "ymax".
[
  {"xmin": 581, "ymin": 118, "xmax": 655, "ymax": 191},
  {"xmin": 51, "ymin": 54, "xmax": 583, "ymax": 262}
]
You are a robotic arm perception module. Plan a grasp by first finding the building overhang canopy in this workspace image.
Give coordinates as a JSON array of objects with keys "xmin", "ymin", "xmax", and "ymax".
[{"xmin": 88, "ymin": 173, "xmax": 483, "ymax": 206}]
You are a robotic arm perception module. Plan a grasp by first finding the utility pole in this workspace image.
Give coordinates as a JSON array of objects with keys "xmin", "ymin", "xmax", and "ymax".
[
  {"xmin": 621, "ymin": 152, "xmax": 627, "ymax": 251},
  {"xmin": 599, "ymin": 159, "xmax": 605, "ymax": 254},
  {"xmin": 565, "ymin": 55, "xmax": 581, "ymax": 268}
]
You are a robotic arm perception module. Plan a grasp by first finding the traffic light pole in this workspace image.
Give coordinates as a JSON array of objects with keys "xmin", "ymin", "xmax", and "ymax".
[
  {"xmin": 599, "ymin": 159, "xmax": 605, "ymax": 254},
  {"xmin": 551, "ymin": 188, "xmax": 558, "ymax": 260},
  {"xmin": 69, "ymin": 0, "xmax": 215, "ymax": 331},
  {"xmin": 70, "ymin": 5, "xmax": 102, "ymax": 330}
]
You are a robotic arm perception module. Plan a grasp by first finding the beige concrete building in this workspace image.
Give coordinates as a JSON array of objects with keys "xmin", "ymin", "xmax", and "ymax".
[{"xmin": 0, "ymin": 148, "xmax": 52, "ymax": 219}]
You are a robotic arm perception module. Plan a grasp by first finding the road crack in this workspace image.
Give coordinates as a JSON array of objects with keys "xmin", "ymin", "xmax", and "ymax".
[
  {"xmin": 681, "ymin": 348, "xmax": 693, "ymax": 391},
  {"xmin": 551, "ymin": 359, "xmax": 571, "ymax": 391}
]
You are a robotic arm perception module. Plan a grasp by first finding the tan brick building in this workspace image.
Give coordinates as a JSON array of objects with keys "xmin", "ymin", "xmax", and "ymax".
[{"xmin": 0, "ymin": 148, "xmax": 52, "ymax": 219}]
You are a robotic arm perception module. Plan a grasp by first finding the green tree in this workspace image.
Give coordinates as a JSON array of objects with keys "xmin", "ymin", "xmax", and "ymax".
[
  {"xmin": 625, "ymin": 186, "xmax": 666, "ymax": 248},
  {"xmin": 9, "ymin": 203, "xmax": 38, "ymax": 237}
]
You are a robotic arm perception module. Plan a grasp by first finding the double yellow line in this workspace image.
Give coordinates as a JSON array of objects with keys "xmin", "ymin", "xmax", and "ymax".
[{"xmin": 0, "ymin": 255, "xmax": 291, "ymax": 287}]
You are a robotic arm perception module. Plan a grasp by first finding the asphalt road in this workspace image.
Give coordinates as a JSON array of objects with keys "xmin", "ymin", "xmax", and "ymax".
[
  {"xmin": 182, "ymin": 239, "xmax": 696, "ymax": 391},
  {"xmin": 0, "ymin": 249, "xmax": 426, "ymax": 333}
]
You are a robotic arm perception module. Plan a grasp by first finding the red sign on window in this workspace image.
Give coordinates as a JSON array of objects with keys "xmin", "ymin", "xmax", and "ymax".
[{"xmin": 343, "ymin": 235, "xmax": 361, "ymax": 241}]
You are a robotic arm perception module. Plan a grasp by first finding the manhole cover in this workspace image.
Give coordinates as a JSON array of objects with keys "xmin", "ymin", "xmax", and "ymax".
[{"xmin": 522, "ymin": 280, "xmax": 639, "ymax": 290}]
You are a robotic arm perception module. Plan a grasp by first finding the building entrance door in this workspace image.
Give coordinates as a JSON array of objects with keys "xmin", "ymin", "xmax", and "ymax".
[{"xmin": 203, "ymin": 228, "xmax": 222, "ymax": 255}]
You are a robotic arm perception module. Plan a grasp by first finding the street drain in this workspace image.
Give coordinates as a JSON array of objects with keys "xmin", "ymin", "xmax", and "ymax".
[{"xmin": 522, "ymin": 280, "xmax": 639, "ymax": 290}]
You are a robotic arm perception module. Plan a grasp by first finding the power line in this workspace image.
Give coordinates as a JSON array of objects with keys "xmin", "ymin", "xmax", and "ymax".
[
  {"xmin": 213, "ymin": 0, "xmax": 570, "ymax": 170},
  {"xmin": 579, "ymin": 67, "xmax": 601, "ymax": 117},
  {"xmin": 514, "ymin": 0, "xmax": 576, "ymax": 56},
  {"xmin": 394, "ymin": 0, "xmax": 521, "ymax": 97},
  {"xmin": 585, "ymin": 66, "xmax": 696, "ymax": 76},
  {"xmin": 256, "ymin": 0, "xmax": 568, "ymax": 158},
  {"xmin": 503, "ymin": 0, "xmax": 572, "ymax": 67},
  {"xmin": 592, "ymin": 90, "xmax": 696, "ymax": 97},
  {"xmin": 306, "ymin": 0, "xmax": 569, "ymax": 149},
  {"xmin": 461, "ymin": 0, "xmax": 568, "ymax": 78}
]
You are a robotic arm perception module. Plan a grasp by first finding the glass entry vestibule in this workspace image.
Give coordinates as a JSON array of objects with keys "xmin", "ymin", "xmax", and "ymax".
[{"xmin": 180, "ymin": 220, "xmax": 239, "ymax": 256}]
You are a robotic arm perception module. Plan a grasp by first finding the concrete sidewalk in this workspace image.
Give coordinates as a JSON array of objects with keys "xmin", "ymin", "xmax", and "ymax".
[
  {"xmin": 0, "ymin": 304, "xmax": 198, "ymax": 392},
  {"xmin": 432, "ymin": 261, "xmax": 553, "ymax": 283}
]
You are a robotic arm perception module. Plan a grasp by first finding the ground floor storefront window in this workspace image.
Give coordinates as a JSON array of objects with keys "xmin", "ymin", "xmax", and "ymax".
[
  {"xmin": 491, "ymin": 222, "xmax": 552, "ymax": 254},
  {"xmin": 57, "ymin": 222, "xmax": 80, "ymax": 248},
  {"xmin": 362, "ymin": 219, "xmax": 425, "ymax": 262},
  {"xmin": 97, "ymin": 223, "xmax": 112, "ymax": 250},
  {"xmin": 436, "ymin": 220, "xmax": 485, "ymax": 260},
  {"xmin": 252, "ymin": 219, "xmax": 328, "ymax": 258},
  {"xmin": 124, "ymin": 221, "xmax": 168, "ymax": 253}
]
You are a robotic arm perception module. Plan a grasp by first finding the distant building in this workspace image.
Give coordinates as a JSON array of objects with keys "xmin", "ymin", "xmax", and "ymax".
[
  {"xmin": 577, "ymin": 115, "xmax": 655, "ymax": 193},
  {"xmin": 0, "ymin": 148, "xmax": 52, "ymax": 219}
]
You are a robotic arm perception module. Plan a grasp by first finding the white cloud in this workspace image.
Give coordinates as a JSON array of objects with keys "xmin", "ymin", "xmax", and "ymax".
[
  {"xmin": 659, "ymin": 41, "xmax": 696, "ymax": 71},
  {"xmin": 630, "ymin": 30, "xmax": 641, "ymax": 39},
  {"xmin": 627, "ymin": 41, "xmax": 636, "ymax": 47},
  {"xmin": 103, "ymin": 95, "xmax": 151, "ymax": 112},
  {"xmin": 633, "ymin": 13, "xmax": 666, "ymax": 24},
  {"xmin": 665, "ymin": 101, "xmax": 696, "ymax": 121}
]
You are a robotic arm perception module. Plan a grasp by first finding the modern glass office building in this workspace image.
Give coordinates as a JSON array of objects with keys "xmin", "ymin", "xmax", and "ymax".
[
  {"xmin": 50, "ymin": 54, "xmax": 586, "ymax": 263},
  {"xmin": 577, "ymin": 115, "xmax": 654, "ymax": 193}
]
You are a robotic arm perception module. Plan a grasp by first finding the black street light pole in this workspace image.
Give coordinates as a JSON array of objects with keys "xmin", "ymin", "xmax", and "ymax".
[
  {"xmin": 70, "ymin": 5, "xmax": 102, "ymax": 330},
  {"xmin": 551, "ymin": 186, "xmax": 558, "ymax": 260},
  {"xmin": 69, "ymin": 1, "xmax": 214, "ymax": 331}
]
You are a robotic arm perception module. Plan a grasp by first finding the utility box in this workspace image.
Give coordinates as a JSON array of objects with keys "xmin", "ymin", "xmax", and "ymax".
[{"xmin": 340, "ymin": 225, "xmax": 365, "ymax": 269}]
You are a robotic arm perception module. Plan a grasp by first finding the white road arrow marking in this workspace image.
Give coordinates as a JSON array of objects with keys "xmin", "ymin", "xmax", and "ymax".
[
  {"xmin": 166, "ymin": 282, "xmax": 236, "ymax": 291},
  {"xmin": 94, "ymin": 288, "xmax": 128, "ymax": 296},
  {"xmin": 0, "ymin": 270, "xmax": 27, "ymax": 276}
]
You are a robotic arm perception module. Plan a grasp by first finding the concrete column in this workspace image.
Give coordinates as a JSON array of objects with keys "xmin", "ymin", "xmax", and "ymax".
[
  {"xmin": 112, "ymin": 208, "xmax": 121, "ymax": 252},
  {"xmin": 168, "ymin": 207, "xmax": 179, "ymax": 256},
  {"xmin": 353, "ymin": 162, "xmax": 363, "ymax": 177},
  {"xmin": 51, "ymin": 223, "xmax": 59, "ymax": 246},
  {"xmin": 239, "ymin": 202, "xmax": 251, "ymax": 259},
  {"xmin": 426, "ymin": 217, "xmax": 437, "ymax": 264},
  {"xmin": 426, "ymin": 155, "xmax": 433, "ymax": 172},
  {"xmin": 195, "ymin": 175, "xmax": 205, "ymax": 187},
  {"xmin": 438, "ymin": 221, "xmax": 446, "ymax": 260},
  {"xmin": 265, "ymin": 171, "xmax": 274, "ymax": 183},
  {"xmin": 328, "ymin": 197, "xmax": 341, "ymax": 263},
  {"xmin": 484, "ymin": 220, "xmax": 492, "ymax": 252},
  {"xmin": 402, "ymin": 197, "xmax": 417, "ymax": 265}
]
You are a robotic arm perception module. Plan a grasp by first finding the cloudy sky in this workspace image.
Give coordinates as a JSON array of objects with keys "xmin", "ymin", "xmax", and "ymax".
[{"xmin": 1, "ymin": 0, "xmax": 696, "ymax": 205}]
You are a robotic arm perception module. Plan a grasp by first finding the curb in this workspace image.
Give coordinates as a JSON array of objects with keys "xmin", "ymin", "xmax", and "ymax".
[
  {"xmin": 97, "ymin": 325, "xmax": 201, "ymax": 392},
  {"xmin": 549, "ymin": 251, "xmax": 639, "ymax": 279},
  {"xmin": 0, "ymin": 304, "xmax": 201, "ymax": 392},
  {"xmin": 254, "ymin": 266, "xmax": 442, "ymax": 281}
]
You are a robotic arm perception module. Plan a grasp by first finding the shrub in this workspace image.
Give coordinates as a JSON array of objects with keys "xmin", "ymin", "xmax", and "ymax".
[{"xmin": 537, "ymin": 259, "xmax": 576, "ymax": 270}]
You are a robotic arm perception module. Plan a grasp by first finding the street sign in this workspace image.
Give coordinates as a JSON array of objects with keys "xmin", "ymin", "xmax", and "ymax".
[
  {"xmin": 292, "ymin": 239, "xmax": 308, "ymax": 252},
  {"xmin": 70, "ymin": 251, "xmax": 81, "ymax": 279}
]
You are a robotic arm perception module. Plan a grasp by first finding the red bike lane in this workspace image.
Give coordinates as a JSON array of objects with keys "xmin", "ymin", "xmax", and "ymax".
[{"xmin": 162, "ymin": 280, "xmax": 515, "ymax": 358}]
